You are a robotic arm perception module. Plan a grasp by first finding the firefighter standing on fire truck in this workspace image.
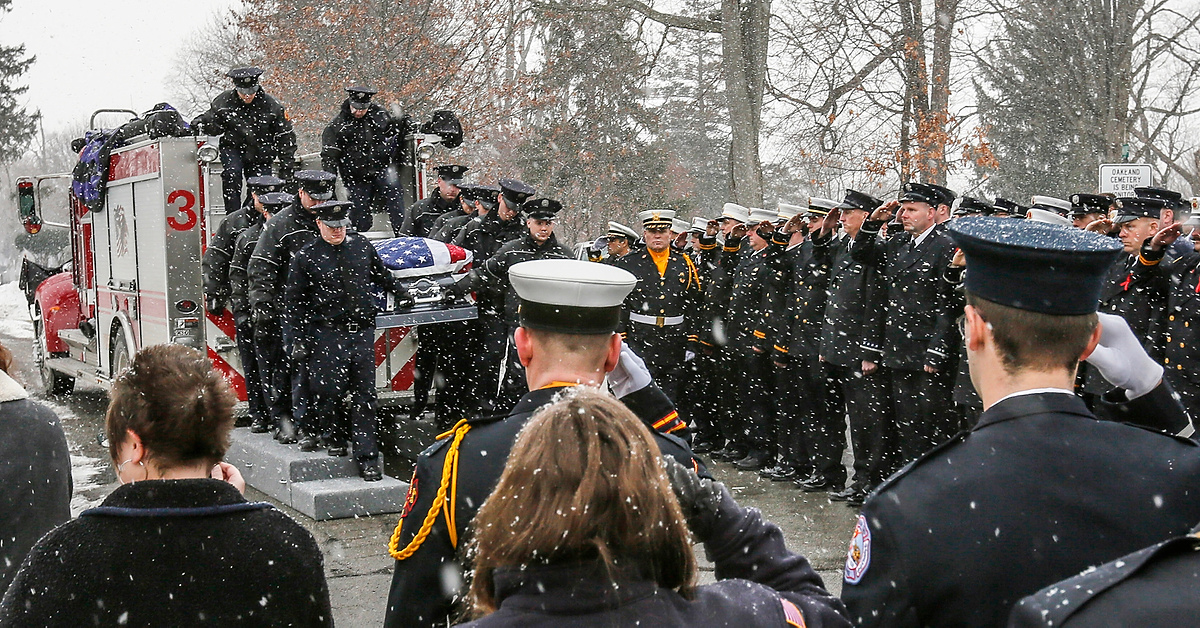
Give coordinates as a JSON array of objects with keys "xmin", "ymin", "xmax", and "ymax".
[
  {"xmin": 287, "ymin": 200, "xmax": 410, "ymax": 481},
  {"xmin": 320, "ymin": 86, "xmax": 408, "ymax": 233},
  {"xmin": 248, "ymin": 170, "xmax": 332, "ymax": 442},
  {"xmin": 191, "ymin": 67, "xmax": 297, "ymax": 211},
  {"xmin": 203, "ymin": 175, "xmax": 285, "ymax": 315}
]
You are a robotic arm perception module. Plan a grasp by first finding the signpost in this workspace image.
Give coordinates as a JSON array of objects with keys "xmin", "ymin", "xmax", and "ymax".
[{"xmin": 1099, "ymin": 163, "xmax": 1152, "ymax": 195}]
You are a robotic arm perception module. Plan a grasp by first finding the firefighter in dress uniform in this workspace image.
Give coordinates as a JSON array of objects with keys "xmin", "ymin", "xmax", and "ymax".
[
  {"xmin": 203, "ymin": 175, "xmax": 285, "ymax": 316},
  {"xmin": 191, "ymin": 67, "xmax": 296, "ymax": 210},
  {"xmin": 321, "ymin": 86, "xmax": 407, "ymax": 233},
  {"xmin": 247, "ymin": 170, "xmax": 332, "ymax": 442},
  {"xmin": 399, "ymin": 165, "xmax": 467, "ymax": 238},
  {"xmin": 384, "ymin": 259, "xmax": 700, "ymax": 628},
  {"xmin": 594, "ymin": 221, "xmax": 639, "ymax": 263},
  {"xmin": 841, "ymin": 216, "xmax": 1200, "ymax": 628},
  {"xmin": 286, "ymin": 201, "xmax": 411, "ymax": 481},
  {"xmin": 229, "ymin": 191, "xmax": 292, "ymax": 434},
  {"xmin": 613, "ymin": 209, "xmax": 704, "ymax": 404}
]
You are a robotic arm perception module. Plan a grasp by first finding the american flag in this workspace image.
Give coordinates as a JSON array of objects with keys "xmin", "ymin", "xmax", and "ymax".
[{"xmin": 373, "ymin": 237, "xmax": 473, "ymax": 278}]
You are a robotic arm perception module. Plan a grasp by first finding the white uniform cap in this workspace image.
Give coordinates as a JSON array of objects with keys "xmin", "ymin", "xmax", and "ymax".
[
  {"xmin": 777, "ymin": 203, "xmax": 804, "ymax": 220},
  {"xmin": 809, "ymin": 197, "xmax": 840, "ymax": 213},
  {"xmin": 1029, "ymin": 195, "xmax": 1073, "ymax": 215},
  {"xmin": 721, "ymin": 203, "xmax": 750, "ymax": 223},
  {"xmin": 606, "ymin": 221, "xmax": 639, "ymax": 240},
  {"xmin": 1026, "ymin": 207, "xmax": 1073, "ymax": 227},
  {"xmin": 671, "ymin": 218, "xmax": 690, "ymax": 233},
  {"xmin": 638, "ymin": 208, "xmax": 676, "ymax": 228},
  {"xmin": 690, "ymin": 217, "xmax": 709, "ymax": 233},
  {"xmin": 747, "ymin": 207, "xmax": 776, "ymax": 223},
  {"xmin": 510, "ymin": 259, "xmax": 637, "ymax": 334}
]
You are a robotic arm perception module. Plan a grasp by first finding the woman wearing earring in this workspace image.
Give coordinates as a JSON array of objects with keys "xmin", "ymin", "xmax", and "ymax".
[{"xmin": 0, "ymin": 345, "xmax": 333, "ymax": 627}]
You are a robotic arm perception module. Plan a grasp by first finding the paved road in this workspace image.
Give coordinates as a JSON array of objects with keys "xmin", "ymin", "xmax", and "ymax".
[{"xmin": 2, "ymin": 317, "xmax": 858, "ymax": 626}]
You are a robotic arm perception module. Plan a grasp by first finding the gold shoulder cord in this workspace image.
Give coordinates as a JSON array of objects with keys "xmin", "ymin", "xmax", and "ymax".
[
  {"xmin": 388, "ymin": 419, "xmax": 472, "ymax": 560},
  {"xmin": 682, "ymin": 253, "xmax": 701, "ymax": 290}
]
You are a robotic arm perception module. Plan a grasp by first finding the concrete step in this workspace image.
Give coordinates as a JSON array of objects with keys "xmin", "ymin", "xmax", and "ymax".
[{"xmin": 226, "ymin": 428, "xmax": 408, "ymax": 521}]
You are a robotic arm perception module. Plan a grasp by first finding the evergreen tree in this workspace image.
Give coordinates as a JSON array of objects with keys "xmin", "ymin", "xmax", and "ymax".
[{"xmin": 0, "ymin": 0, "xmax": 39, "ymax": 164}]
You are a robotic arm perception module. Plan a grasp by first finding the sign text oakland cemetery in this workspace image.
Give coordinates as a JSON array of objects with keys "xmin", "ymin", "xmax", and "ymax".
[{"xmin": 1099, "ymin": 164, "xmax": 1152, "ymax": 195}]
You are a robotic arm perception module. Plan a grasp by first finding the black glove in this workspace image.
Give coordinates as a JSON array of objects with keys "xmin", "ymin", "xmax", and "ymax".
[
  {"xmin": 206, "ymin": 297, "xmax": 226, "ymax": 315},
  {"xmin": 289, "ymin": 342, "xmax": 308, "ymax": 362},
  {"xmin": 252, "ymin": 305, "xmax": 272, "ymax": 326},
  {"xmin": 664, "ymin": 456, "xmax": 732, "ymax": 542}
]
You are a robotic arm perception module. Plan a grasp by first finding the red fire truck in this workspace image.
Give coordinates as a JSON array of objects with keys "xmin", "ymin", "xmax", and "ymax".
[{"xmin": 16, "ymin": 108, "xmax": 469, "ymax": 404}]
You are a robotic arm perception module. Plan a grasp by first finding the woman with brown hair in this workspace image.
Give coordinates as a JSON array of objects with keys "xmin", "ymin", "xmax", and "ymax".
[
  {"xmin": 0, "ymin": 344, "xmax": 332, "ymax": 627},
  {"xmin": 463, "ymin": 388, "xmax": 849, "ymax": 627}
]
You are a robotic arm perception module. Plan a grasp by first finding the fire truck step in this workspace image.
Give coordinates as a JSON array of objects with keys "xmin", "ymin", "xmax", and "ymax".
[
  {"xmin": 44, "ymin": 357, "xmax": 102, "ymax": 384},
  {"xmin": 225, "ymin": 428, "xmax": 407, "ymax": 521}
]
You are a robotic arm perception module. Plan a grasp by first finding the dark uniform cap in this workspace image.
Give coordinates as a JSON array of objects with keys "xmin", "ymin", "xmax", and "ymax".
[
  {"xmin": 1134, "ymin": 186, "xmax": 1187, "ymax": 212},
  {"xmin": 434, "ymin": 164, "xmax": 469, "ymax": 185},
  {"xmin": 1113, "ymin": 196, "xmax": 1165, "ymax": 224},
  {"xmin": 523, "ymin": 198, "xmax": 562, "ymax": 220},
  {"xmin": 899, "ymin": 182, "xmax": 956, "ymax": 207},
  {"xmin": 461, "ymin": 184, "xmax": 500, "ymax": 209},
  {"xmin": 837, "ymin": 189, "xmax": 884, "ymax": 212},
  {"xmin": 499, "ymin": 178, "xmax": 536, "ymax": 208},
  {"xmin": 246, "ymin": 175, "xmax": 286, "ymax": 194},
  {"xmin": 226, "ymin": 67, "xmax": 263, "ymax": 94},
  {"xmin": 1070, "ymin": 193, "xmax": 1113, "ymax": 217},
  {"xmin": 510, "ymin": 259, "xmax": 637, "ymax": 334},
  {"xmin": 313, "ymin": 200, "xmax": 354, "ymax": 228},
  {"xmin": 993, "ymin": 197, "xmax": 1027, "ymax": 217},
  {"xmin": 345, "ymin": 86, "xmax": 377, "ymax": 109},
  {"xmin": 295, "ymin": 170, "xmax": 337, "ymax": 201},
  {"xmin": 947, "ymin": 216, "xmax": 1123, "ymax": 315},
  {"xmin": 257, "ymin": 192, "xmax": 294, "ymax": 209},
  {"xmin": 953, "ymin": 196, "xmax": 994, "ymax": 217}
]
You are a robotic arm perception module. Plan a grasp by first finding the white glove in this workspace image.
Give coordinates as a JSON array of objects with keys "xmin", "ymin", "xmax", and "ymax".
[
  {"xmin": 609, "ymin": 342, "xmax": 654, "ymax": 398},
  {"xmin": 684, "ymin": 350, "xmax": 696, "ymax": 362},
  {"xmin": 1085, "ymin": 312, "xmax": 1163, "ymax": 400}
]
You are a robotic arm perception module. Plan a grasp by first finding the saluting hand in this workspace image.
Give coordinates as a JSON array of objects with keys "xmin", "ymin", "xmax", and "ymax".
[
  {"xmin": 1150, "ymin": 221, "xmax": 1183, "ymax": 252},
  {"xmin": 1085, "ymin": 218, "xmax": 1114, "ymax": 235},
  {"xmin": 706, "ymin": 219, "xmax": 720, "ymax": 237},
  {"xmin": 869, "ymin": 200, "xmax": 899, "ymax": 223}
]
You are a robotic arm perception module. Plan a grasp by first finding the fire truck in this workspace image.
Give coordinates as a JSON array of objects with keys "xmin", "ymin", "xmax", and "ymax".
[{"xmin": 16, "ymin": 108, "xmax": 470, "ymax": 405}]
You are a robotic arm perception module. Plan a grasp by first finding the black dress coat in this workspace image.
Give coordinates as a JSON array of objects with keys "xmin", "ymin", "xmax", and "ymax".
[
  {"xmin": 840, "ymin": 389, "xmax": 1200, "ymax": 628},
  {"xmin": 247, "ymin": 202, "xmax": 320, "ymax": 318},
  {"xmin": 384, "ymin": 384, "xmax": 704, "ymax": 628},
  {"xmin": 1083, "ymin": 253, "xmax": 1167, "ymax": 394},
  {"xmin": 0, "ymin": 371, "xmax": 70, "ymax": 595},
  {"xmin": 0, "ymin": 479, "xmax": 332, "ymax": 627}
]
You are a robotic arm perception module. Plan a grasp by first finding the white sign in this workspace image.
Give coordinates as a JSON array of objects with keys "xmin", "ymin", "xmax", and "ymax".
[{"xmin": 1099, "ymin": 164, "xmax": 1152, "ymax": 195}]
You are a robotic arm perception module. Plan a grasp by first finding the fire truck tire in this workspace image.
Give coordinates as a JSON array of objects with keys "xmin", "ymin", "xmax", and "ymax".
[
  {"xmin": 33, "ymin": 314, "xmax": 74, "ymax": 396},
  {"xmin": 110, "ymin": 331, "xmax": 132, "ymax": 381}
]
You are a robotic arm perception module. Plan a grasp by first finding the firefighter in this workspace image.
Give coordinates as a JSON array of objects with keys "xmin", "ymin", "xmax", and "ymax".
[
  {"xmin": 613, "ymin": 209, "xmax": 704, "ymax": 402},
  {"xmin": 602, "ymin": 221, "xmax": 640, "ymax": 263},
  {"xmin": 191, "ymin": 67, "xmax": 297, "ymax": 210},
  {"xmin": 399, "ymin": 165, "xmax": 467, "ymax": 238},
  {"xmin": 431, "ymin": 183, "xmax": 496, "ymax": 242},
  {"xmin": 320, "ymin": 86, "xmax": 407, "ymax": 233},
  {"xmin": 453, "ymin": 178, "xmax": 534, "ymax": 260},
  {"xmin": 203, "ymin": 175, "xmax": 284, "ymax": 315},
  {"xmin": 286, "ymin": 201, "xmax": 409, "ymax": 479},
  {"xmin": 247, "ymin": 170, "xmax": 332, "ymax": 442},
  {"xmin": 229, "ymin": 191, "xmax": 292, "ymax": 433}
]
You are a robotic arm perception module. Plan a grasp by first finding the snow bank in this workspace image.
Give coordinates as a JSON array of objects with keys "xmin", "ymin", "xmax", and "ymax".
[{"xmin": 0, "ymin": 281, "xmax": 33, "ymax": 339}]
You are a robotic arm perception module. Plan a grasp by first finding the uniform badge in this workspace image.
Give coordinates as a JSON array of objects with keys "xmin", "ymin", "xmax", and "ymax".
[
  {"xmin": 400, "ymin": 475, "xmax": 418, "ymax": 519},
  {"xmin": 781, "ymin": 599, "xmax": 806, "ymax": 627},
  {"xmin": 844, "ymin": 514, "xmax": 872, "ymax": 584}
]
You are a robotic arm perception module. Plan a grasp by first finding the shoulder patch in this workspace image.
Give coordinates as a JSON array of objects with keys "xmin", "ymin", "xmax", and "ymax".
[
  {"xmin": 781, "ymin": 598, "xmax": 806, "ymax": 627},
  {"xmin": 844, "ymin": 514, "xmax": 872, "ymax": 584},
  {"xmin": 400, "ymin": 474, "xmax": 418, "ymax": 519}
]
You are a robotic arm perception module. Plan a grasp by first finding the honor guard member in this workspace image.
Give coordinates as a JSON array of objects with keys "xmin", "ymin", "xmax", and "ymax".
[
  {"xmin": 992, "ymin": 197, "xmax": 1027, "ymax": 218},
  {"xmin": 670, "ymin": 217, "xmax": 692, "ymax": 251},
  {"xmin": 384, "ymin": 259, "xmax": 703, "ymax": 628},
  {"xmin": 431, "ymin": 183, "xmax": 497, "ymax": 242},
  {"xmin": 600, "ymin": 221, "xmax": 639, "ymax": 263},
  {"xmin": 400, "ymin": 164, "xmax": 468, "ymax": 238},
  {"xmin": 203, "ymin": 175, "xmax": 285, "ymax": 315},
  {"xmin": 230, "ymin": 191, "xmax": 292, "ymax": 434},
  {"xmin": 853, "ymin": 182, "xmax": 960, "ymax": 470},
  {"xmin": 1070, "ymin": 192, "xmax": 1112, "ymax": 230},
  {"xmin": 613, "ymin": 209, "xmax": 704, "ymax": 402},
  {"xmin": 453, "ymin": 178, "xmax": 534, "ymax": 261},
  {"xmin": 1137, "ymin": 215, "xmax": 1200, "ymax": 419},
  {"xmin": 842, "ymin": 216, "xmax": 1200, "ymax": 628},
  {"xmin": 1135, "ymin": 186, "xmax": 1194, "ymax": 261},
  {"xmin": 286, "ymin": 201, "xmax": 408, "ymax": 480},
  {"xmin": 1010, "ymin": 523, "xmax": 1200, "ymax": 627},
  {"xmin": 191, "ymin": 67, "xmax": 297, "ymax": 210},
  {"xmin": 447, "ymin": 198, "xmax": 573, "ymax": 410},
  {"xmin": 247, "ymin": 169, "xmax": 333, "ymax": 441},
  {"xmin": 321, "ymin": 86, "xmax": 406, "ymax": 233},
  {"xmin": 820, "ymin": 190, "xmax": 889, "ymax": 506},
  {"xmin": 951, "ymin": 195, "xmax": 993, "ymax": 219},
  {"xmin": 1027, "ymin": 195, "xmax": 1074, "ymax": 226}
]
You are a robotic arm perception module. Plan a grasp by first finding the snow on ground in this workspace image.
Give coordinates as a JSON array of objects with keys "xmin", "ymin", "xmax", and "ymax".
[{"xmin": 0, "ymin": 281, "xmax": 33, "ymax": 339}]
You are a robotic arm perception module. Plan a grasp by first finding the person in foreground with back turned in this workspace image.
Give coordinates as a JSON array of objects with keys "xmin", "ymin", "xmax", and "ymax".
[
  {"xmin": 384, "ymin": 259, "xmax": 700, "ymax": 628},
  {"xmin": 460, "ymin": 388, "xmax": 849, "ymax": 627},
  {"xmin": 840, "ymin": 216, "xmax": 1200, "ymax": 627},
  {"xmin": 0, "ymin": 345, "xmax": 332, "ymax": 627}
]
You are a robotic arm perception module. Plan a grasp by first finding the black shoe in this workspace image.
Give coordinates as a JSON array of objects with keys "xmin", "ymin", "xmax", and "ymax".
[
  {"xmin": 249, "ymin": 418, "xmax": 270, "ymax": 433},
  {"xmin": 298, "ymin": 435, "xmax": 321, "ymax": 452},
  {"xmin": 733, "ymin": 451, "xmax": 768, "ymax": 471},
  {"xmin": 847, "ymin": 489, "xmax": 868, "ymax": 507},
  {"xmin": 360, "ymin": 460, "xmax": 383, "ymax": 482},
  {"xmin": 800, "ymin": 477, "xmax": 834, "ymax": 492},
  {"xmin": 769, "ymin": 466, "xmax": 798, "ymax": 481},
  {"xmin": 276, "ymin": 429, "xmax": 297, "ymax": 444},
  {"xmin": 718, "ymin": 447, "xmax": 748, "ymax": 462},
  {"xmin": 691, "ymin": 440, "xmax": 717, "ymax": 454},
  {"xmin": 758, "ymin": 464, "xmax": 782, "ymax": 478},
  {"xmin": 327, "ymin": 444, "xmax": 349, "ymax": 457},
  {"xmin": 792, "ymin": 472, "xmax": 819, "ymax": 489},
  {"xmin": 829, "ymin": 486, "xmax": 860, "ymax": 501}
]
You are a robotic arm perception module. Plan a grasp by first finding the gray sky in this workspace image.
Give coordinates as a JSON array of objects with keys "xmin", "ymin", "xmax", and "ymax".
[{"xmin": 1, "ymin": 0, "xmax": 235, "ymax": 131}]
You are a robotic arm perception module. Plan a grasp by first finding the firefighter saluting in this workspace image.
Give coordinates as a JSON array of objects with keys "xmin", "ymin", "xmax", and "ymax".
[{"xmin": 191, "ymin": 67, "xmax": 297, "ymax": 210}]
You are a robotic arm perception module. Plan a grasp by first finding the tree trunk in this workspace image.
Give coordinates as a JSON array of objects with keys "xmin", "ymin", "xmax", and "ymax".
[
  {"xmin": 925, "ymin": 0, "xmax": 958, "ymax": 185},
  {"xmin": 722, "ymin": 0, "xmax": 765, "ymax": 206}
]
